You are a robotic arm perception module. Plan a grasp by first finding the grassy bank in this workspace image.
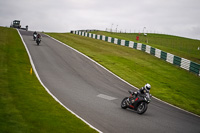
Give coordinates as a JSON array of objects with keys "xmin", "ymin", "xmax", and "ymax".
[
  {"xmin": 90, "ymin": 31, "xmax": 200, "ymax": 64},
  {"xmin": 47, "ymin": 32, "xmax": 200, "ymax": 115},
  {"xmin": 0, "ymin": 27, "xmax": 97, "ymax": 132}
]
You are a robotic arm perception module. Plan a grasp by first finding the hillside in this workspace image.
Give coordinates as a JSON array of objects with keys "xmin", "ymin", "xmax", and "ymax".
[{"xmin": 90, "ymin": 31, "xmax": 200, "ymax": 64}]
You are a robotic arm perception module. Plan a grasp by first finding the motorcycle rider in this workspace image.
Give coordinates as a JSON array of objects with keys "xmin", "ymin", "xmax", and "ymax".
[
  {"xmin": 129, "ymin": 83, "xmax": 151, "ymax": 104},
  {"xmin": 136, "ymin": 83, "xmax": 151, "ymax": 95},
  {"xmin": 36, "ymin": 33, "xmax": 42, "ymax": 45},
  {"xmin": 33, "ymin": 31, "xmax": 37, "ymax": 35},
  {"xmin": 33, "ymin": 31, "xmax": 37, "ymax": 40},
  {"xmin": 36, "ymin": 33, "xmax": 41, "ymax": 39}
]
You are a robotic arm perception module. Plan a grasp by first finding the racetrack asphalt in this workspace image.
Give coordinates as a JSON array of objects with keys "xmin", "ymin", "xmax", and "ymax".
[{"xmin": 19, "ymin": 30, "xmax": 200, "ymax": 133}]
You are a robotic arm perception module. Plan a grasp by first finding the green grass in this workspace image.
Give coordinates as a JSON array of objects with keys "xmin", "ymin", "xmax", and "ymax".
[
  {"xmin": 0, "ymin": 27, "xmax": 97, "ymax": 133},
  {"xmin": 90, "ymin": 31, "xmax": 200, "ymax": 64},
  {"xmin": 47, "ymin": 32, "xmax": 200, "ymax": 115}
]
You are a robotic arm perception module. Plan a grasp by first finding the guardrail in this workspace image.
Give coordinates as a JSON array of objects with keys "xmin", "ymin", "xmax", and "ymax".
[{"xmin": 72, "ymin": 31, "xmax": 200, "ymax": 76}]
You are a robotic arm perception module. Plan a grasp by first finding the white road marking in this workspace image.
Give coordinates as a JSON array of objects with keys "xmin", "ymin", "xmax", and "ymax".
[{"xmin": 97, "ymin": 94, "xmax": 117, "ymax": 100}]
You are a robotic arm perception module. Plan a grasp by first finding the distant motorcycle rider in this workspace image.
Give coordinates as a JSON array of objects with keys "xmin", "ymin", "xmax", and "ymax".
[
  {"xmin": 33, "ymin": 31, "xmax": 37, "ymax": 35},
  {"xmin": 33, "ymin": 31, "xmax": 37, "ymax": 40},
  {"xmin": 36, "ymin": 33, "xmax": 41, "ymax": 39},
  {"xmin": 36, "ymin": 33, "xmax": 42, "ymax": 45}
]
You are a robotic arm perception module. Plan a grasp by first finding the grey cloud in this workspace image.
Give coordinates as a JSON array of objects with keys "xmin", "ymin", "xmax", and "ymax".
[{"xmin": 0, "ymin": 0, "xmax": 200, "ymax": 40}]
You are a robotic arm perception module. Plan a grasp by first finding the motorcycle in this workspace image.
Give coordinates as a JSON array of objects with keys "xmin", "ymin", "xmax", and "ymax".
[
  {"xmin": 33, "ymin": 33, "xmax": 37, "ymax": 41},
  {"xmin": 121, "ymin": 90, "xmax": 151, "ymax": 114},
  {"xmin": 36, "ymin": 37, "xmax": 41, "ymax": 46}
]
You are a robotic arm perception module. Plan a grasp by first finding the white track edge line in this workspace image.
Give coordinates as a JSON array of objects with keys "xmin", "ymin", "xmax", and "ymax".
[
  {"xmin": 46, "ymin": 33, "xmax": 200, "ymax": 118},
  {"xmin": 17, "ymin": 29, "xmax": 102, "ymax": 133}
]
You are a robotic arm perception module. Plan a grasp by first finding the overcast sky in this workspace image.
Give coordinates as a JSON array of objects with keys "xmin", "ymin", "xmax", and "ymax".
[{"xmin": 0, "ymin": 0, "xmax": 200, "ymax": 40}]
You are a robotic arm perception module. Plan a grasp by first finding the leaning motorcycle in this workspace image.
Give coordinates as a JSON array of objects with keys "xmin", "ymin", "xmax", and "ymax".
[
  {"xmin": 36, "ymin": 38, "xmax": 41, "ymax": 46},
  {"xmin": 121, "ymin": 90, "xmax": 151, "ymax": 114}
]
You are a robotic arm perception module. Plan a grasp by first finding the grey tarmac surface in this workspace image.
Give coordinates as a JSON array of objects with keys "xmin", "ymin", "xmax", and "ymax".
[{"xmin": 19, "ymin": 30, "xmax": 200, "ymax": 133}]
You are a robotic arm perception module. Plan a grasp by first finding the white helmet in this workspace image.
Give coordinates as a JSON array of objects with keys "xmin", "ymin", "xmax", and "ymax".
[{"xmin": 145, "ymin": 83, "xmax": 151, "ymax": 90}]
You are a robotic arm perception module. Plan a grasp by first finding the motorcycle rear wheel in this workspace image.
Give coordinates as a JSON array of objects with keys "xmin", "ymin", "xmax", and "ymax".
[
  {"xmin": 137, "ymin": 102, "xmax": 148, "ymax": 114},
  {"xmin": 121, "ymin": 97, "xmax": 128, "ymax": 109},
  {"xmin": 36, "ymin": 40, "xmax": 40, "ymax": 45}
]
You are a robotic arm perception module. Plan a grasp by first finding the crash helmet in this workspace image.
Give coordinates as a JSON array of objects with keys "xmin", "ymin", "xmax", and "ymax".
[{"xmin": 144, "ymin": 83, "xmax": 151, "ymax": 90}]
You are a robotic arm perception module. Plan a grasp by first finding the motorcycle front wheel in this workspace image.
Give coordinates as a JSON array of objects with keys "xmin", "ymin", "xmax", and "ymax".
[
  {"xmin": 137, "ymin": 102, "xmax": 148, "ymax": 114},
  {"xmin": 121, "ymin": 97, "xmax": 128, "ymax": 109}
]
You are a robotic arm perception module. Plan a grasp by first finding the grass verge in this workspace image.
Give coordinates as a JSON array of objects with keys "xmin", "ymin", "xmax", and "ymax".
[
  {"xmin": 0, "ymin": 27, "xmax": 97, "ymax": 132},
  {"xmin": 47, "ymin": 32, "xmax": 200, "ymax": 115}
]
